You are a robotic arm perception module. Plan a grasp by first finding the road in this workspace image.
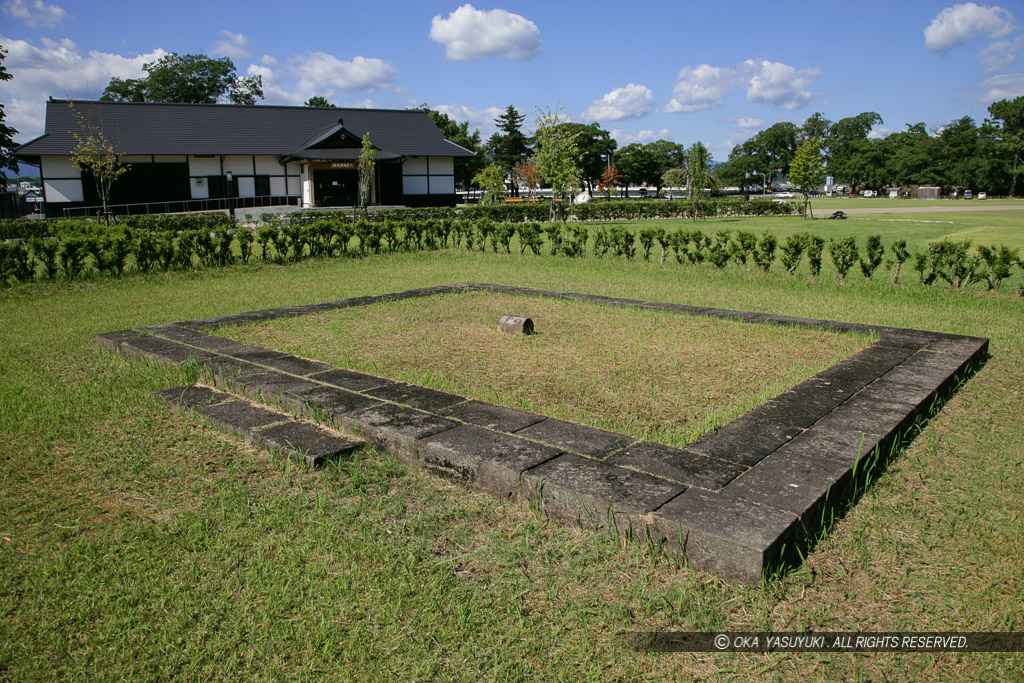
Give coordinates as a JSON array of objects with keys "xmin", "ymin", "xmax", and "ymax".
[{"xmin": 825, "ymin": 204, "xmax": 1024, "ymax": 215}]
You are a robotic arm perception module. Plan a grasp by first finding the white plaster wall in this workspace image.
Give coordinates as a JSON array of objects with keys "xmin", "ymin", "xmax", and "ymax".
[
  {"xmin": 429, "ymin": 176, "xmax": 455, "ymax": 195},
  {"xmin": 429, "ymin": 157, "xmax": 454, "ymax": 174},
  {"xmin": 253, "ymin": 155, "xmax": 281, "ymax": 174},
  {"xmin": 222, "ymin": 155, "xmax": 253, "ymax": 175},
  {"xmin": 190, "ymin": 177, "xmax": 209, "ymax": 199},
  {"xmin": 286, "ymin": 175, "xmax": 301, "ymax": 196},
  {"xmin": 237, "ymin": 177, "xmax": 256, "ymax": 198},
  {"xmin": 404, "ymin": 156, "xmax": 428, "ymax": 174},
  {"xmin": 270, "ymin": 177, "xmax": 287, "ymax": 195},
  {"xmin": 44, "ymin": 179, "xmax": 84, "ymax": 202},
  {"xmin": 284, "ymin": 161, "xmax": 302, "ymax": 175},
  {"xmin": 41, "ymin": 155, "xmax": 80, "ymax": 178},
  {"xmin": 403, "ymin": 176, "xmax": 428, "ymax": 195},
  {"xmin": 188, "ymin": 156, "xmax": 221, "ymax": 175}
]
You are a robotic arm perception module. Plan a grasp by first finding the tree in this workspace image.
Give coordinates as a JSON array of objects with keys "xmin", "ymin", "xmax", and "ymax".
[
  {"xmin": 598, "ymin": 165, "xmax": 622, "ymax": 198},
  {"xmin": 533, "ymin": 107, "xmax": 581, "ymax": 222},
  {"xmin": 485, "ymin": 105, "xmax": 530, "ymax": 193},
  {"xmin": 686, "ymin": 141, "xmax": 714, "ymax": 220},
  {"xmin": 358, "ymin": 133, "xmax": 375, "ymax": 211},
  {"xmin": 549, "ymin": 122, "xmax": 616, "ymax": 192},
  {"xmin": 472, "ymin": 164, "xmax": 506, "ymax": 204},
  {"xmin": 986, "ymin": 96, "xmax": 1024, "ymax": 196},
  {"xmin": 513, "ymin": 160, "xmax": 541, "ymax": 199},
  {"xmin": 305, "ymin": 96, "xmax": 336, "ymax": 108},
  {"xmin": 101, "ymin": 53, "xmax": 263, "ymax": 105},
  {"xmin": 0, "ymin": 46, "xmax": 18, "ymax": 190},
  {"xmin": 416, "ymin": 105, "xmax": 485, "ymax": 188},
  {"xmin": 68, "ymin": 103, "xmax": 131, "ymax": 222},
  {"xmin": 716, "ymin": 122, "xmax": 798, "ymax": 187},
  {"xmin": 799, "ymin": 112, "xmax": 831, "ymax": 143},
  {"xmin": 613, "ymin": 143, "xmax": 659, "ymax": 196},
  {"xmin": 789, "ymin": 136, "xmax": 825, "ymax": 218},
  {"xmin": 825, "ymin": 112, "xmax": 882, "ymax": 192},
  {"xmin": 660, "ymin": 167, "xmax": 686, "ymax": 199}
]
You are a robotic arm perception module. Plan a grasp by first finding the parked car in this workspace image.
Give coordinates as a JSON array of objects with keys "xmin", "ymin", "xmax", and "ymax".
[{"xmin": 978, "ymin": 192, "xmax": 987, "ymax": 200}]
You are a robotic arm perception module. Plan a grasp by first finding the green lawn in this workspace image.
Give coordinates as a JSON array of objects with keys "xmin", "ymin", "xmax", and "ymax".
[{"xmin": 2, "ymin": 214, "xmax": 1023, "ymax": 679}]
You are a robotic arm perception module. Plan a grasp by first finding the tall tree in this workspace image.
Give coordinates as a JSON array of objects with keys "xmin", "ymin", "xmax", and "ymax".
[
  {"xmin": 880, "ymin": 123, "xmax": 942, "ymax": 189},
  {"xmin": 101, "ymin": 53, "xmax": 263, "ymax": 105},
  {"xmin": 304, "ymin": 95, "xmax": 336, "ymax": 108},
  {"xmin": 613, "ymin": 140, "xmax": 685, "ymax": 196},
  {"xmin": 987, "ymin": 96, "xmax": 1024, "ymax": 196},
  {"xmin": 0, "ymin": 46, "xmax": 18, "ymax": 190},
  {"xmin": 825, "ymin": 112, "xmax": 882, "ymax": 191},
  {"xmin": 799, "ymin": 112, "xmax": 831, "ymax": 143},
  {"xmin": 789, "ymin": 136, "xmax": 825, "ymax": 218},
  {"xmin": 550, "ymin": 122, "xmax": 616, "ymax": 193},
  {"xmin": 533, "ymin": 106, "xmax": 581, "ymax": 222},
  {"xmin": 717, "ymin": 122, "xmax": 798, "ymax": 187},
  {"xmin": 485, "ymin": 105, "xmax": 530, "ymax": 194},
  {"xmin": 358, "ymin": 133, "xmax": 376, "ymax": 210},
  {"xmin": 686, "ymin": 141, "xmax": 714, "ymax": 220}
]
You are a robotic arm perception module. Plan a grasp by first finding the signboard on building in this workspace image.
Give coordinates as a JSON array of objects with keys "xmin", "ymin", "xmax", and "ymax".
[{"xmin": 310, "ymin": 161, "xmax": 358, "ymax": 170}]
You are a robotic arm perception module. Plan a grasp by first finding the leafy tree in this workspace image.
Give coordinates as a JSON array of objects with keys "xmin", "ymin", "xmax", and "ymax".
[
  {"xmin": 472, "ymin": 164, "xmax": 506, "ymax": 205},
  {"xmin": 660, "ymin": 167, "xmax": 686, "ymax": 199},
  {"xmin": 533, "ymin": 106, "xmax": 581, "ymax": 222},
  {"xmin": 686, "ymin": 141, "xmax": 713, "ymax": 220},
  {"xmin": 358, "ymin": 133, "xmax": 375, "ymax": 210},
  {"xmin": 550, "ymin": 122, "xmax": 616, "ymax": 192},
  {"xmin": 485, "ymin": 105, "xmax": 530, "ymax": 193},
  {"xmin": 789, "ymin": 136, "xmax": 825, "ymax": 218},
  {"xmin": 824, "ymin": 112, "xmax": 882, "ymax": 191},
  {"xmin": 598, "ymin": 165, "xmax": 622, "ymax": 198},
  {"xmin": 101, "ymin": 53, "xmax": 263, "ymax": 104},
  {"xmin": 799, "ymin": 112, "xmax": 831, "ymax": 143},
  {"xmin": 716, "ymin": 122, "xmax": 798, "ymax": 186},
  {"xmin": 68, "ymin": 103, "xmax": 130, "ymax": 223},
  {"xmin": 613, "ymin": 143, "xmax": 659, "ymax": 196},
  {"xmin": 0, "ymin": 46, "xmax": 18, "ymax": 190},
  {"xmin": 987, "ymin": 96, "xmax": 1024, "ymax": 196},
  {"xmin": 513, "ymin": 160, "xmax": 541, "ymax": 199},
  {"xmin": 879, "ymin": 123, "xmax": 942, "ymax": 189},
  {"xmin": 416, "ymin": 105, "xmax": 485, "ymax": 188},
  {"xmin": 305, "ymin": 96, "xmax": 336, "ymax": 108}
]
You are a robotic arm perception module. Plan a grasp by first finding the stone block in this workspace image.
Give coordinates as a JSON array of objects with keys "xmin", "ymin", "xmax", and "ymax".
[
  {"xmin": 253, "ymin": 421, "xmax": 363, "ymax": 469},
  {"xmin": 196, "ymin": 400, "xmax": 287, "ymax": 433},
  {"xmin": 367, "ymin": 382, "xmax": 466, "ymax": 413},
  {"xmin": 95, "ymin": 329, "xmax": 141, "ymax": 352},
  {"xmin": 344, "ymin": 404, "xmax": 458, "ymax": 464},
  {"xmin": 419, "ymin": 424, "xmax": 562, "ymax": 498},
  {"xmin": 260, "ymin": 354, "xmax": 334, "ymax": 376},
  {"xmin": 652, "ymin": 488, "xmax": 801, "ymax": 584},
  {"xmin": 284, "ymin": 385, "xmax": 383, "ymax": 422},
  {"xmin": 514, "ymin": 417, "xmax": 635, "ymax": 459},
  {"xmin": 606, "ymin": 441, "xmax": 747, "ymax": 490},
  {"xmin": 522, "ymin": 454, "xmax": 683, "ymax": 535},
  {"xmin": 153, "ymin": 384, "xmax": 230, "ymax": 408},
  {"xmin": 311, "ymin": 368, "xmax": 392, "ymax": 392},
  {"xmin": 120, "ymin": 336, "xmax": 214, "ymax": 366},
  {"xmin": 440, "ymin": 400, "xmax": 543, "ymax": 433},
  {"xmin": 200, "ymin": 355, "xmax": 261, "ymax": 383},
  {"xmin": 686, "ymin": 401, "xmax": 803, "ymax": 467},
  {"xmin": 231, "ymin": 370, "xmax": 319, "ymax": 402}
]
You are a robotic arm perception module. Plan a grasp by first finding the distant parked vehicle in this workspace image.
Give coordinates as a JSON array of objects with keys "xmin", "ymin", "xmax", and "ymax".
[{"xmin": 978, "ymin": 192, "xmax": 987, "ymax": 200}]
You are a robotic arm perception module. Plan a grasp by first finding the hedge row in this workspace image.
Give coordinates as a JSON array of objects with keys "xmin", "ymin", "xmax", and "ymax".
[{"xmin": 2, "ymin": 215, "xmax": 1020, "ymax": 293}]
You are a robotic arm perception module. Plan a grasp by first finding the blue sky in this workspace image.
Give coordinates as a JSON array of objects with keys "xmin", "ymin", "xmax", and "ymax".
[{"xmin": 3, "ymin": 0, "xmax": 1023, "ymax": 162}]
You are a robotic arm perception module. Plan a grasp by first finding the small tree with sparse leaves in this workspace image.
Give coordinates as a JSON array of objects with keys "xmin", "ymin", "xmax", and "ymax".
[
  {"xmin": 358, "ymin": 133, "xmax": 376, "ymax": 214},
  {"xmin": 68, "ymin": 103, "xmax": 130, "ymax": 223},
  {"xmin": 533, "ymin": 106, "xmax": 581, "ymax": 222},
  {"xmin": 789, "ymin": 136, "xmax": 825, "ymax": 218}
]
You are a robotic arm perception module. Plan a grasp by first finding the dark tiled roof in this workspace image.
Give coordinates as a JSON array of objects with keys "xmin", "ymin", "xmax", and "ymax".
[{"xmin": 15, "ymin": 100, "xmax": 475, "ymax": 159}]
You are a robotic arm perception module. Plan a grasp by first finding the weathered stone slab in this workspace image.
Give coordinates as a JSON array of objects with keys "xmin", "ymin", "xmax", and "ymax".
[
  {"xmin": 144, "ymin": 324, "xmax": 209, "ymax": 344},
  {"xmin": 344, "ymin": 404, "xmax": 458, "ymax": 464},
  {"xmin": 686, "ymin": 402, "xmax": 803, "ymax": 467},
  {"xmin": 260, "ymin": 354, "xmax": 334, "ymax": 376},
  {"xmin": 514, "ymin": 417, "xmax": 635, "ymax": 459},
  {"xmin": 196, "ymin": 400, "xmax": 287, "ymax": 432},
  {"xmin": 95, "ymin": 329, "xmax": 141, "ymax": 352},
  {"xmin": 311, "ymin": 368, "xmax": 392, "ymax": 392},
  {"xmin": 120, "ymin": 336, "xmax": 214, "ymax": 366},
  {"xmin": 253, "ymin": 420, "xmax": 363, "ymax": 469},
  {"xmin": 154, "ymin": 384, "xmax": 231, "ymax": 408},
  {"xmin": 179, "ymin": 334, "xmax": 263, "ymax": 354},
  {"xmin": 652, "ymin": 487, "xmax": 802, "ymax": 584},
  {"xmin": 367, "ymin": 382, "xmax": 466, "ymax": 412},
  {"xmin": 230, "ymin": 370, "xmax": 319, "ymax": 402},
  {"xmin": 284, "ymin": 385, "xmax": 383, "ymax": 421},
  {"xmin": 419, "ymin": 424, "xmax": 562, "ymax": 498},
  {"xmin": 522, "ymin": 454, "xmax": 684, "ymax": 535},
  {"xmin": 229, "ymin": 348, "xmax": 289, "ymax": 364},
  {"xmin": 200, "ymin": 355, "xmax": 261, "ymax": 382},
  {"xmin": 441, "ymin": 400, "xmax": 543, "ymax": 433},
  {"xmin": 606, "ymin": 441, "xmax": 747, "ymax": 490}
]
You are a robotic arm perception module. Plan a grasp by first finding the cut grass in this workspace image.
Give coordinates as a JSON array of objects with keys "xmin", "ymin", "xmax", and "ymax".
[
  {"xmin": 1, "ymin": 211, "xmax": 1022, "ymax": 680},
  {"xmin": 219, "ymin": 290, "xmax": 871, "ymax": 448}
]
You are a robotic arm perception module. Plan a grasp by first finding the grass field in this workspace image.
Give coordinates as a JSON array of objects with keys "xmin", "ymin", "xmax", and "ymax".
[
  {"xmin": 2, "ymin": 210, "xmax": 1023, "ymax": 680},
  {"xmin": 219, "ymin": 290, "xmax": 870, "ymax": 448}
]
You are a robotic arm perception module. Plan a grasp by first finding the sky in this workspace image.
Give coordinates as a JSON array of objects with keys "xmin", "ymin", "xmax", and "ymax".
[{"xmin": 2, "ymin": 0, "xmax": 1024, "ymax": 165}]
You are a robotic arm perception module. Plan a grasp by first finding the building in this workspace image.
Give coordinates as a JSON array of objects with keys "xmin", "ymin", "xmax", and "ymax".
[{"xmin": 14, "ymin": 99, "xmax": 475, "ymax": 217}]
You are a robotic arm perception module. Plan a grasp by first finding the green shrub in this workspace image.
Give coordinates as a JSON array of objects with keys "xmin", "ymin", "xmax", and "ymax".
[
  {"xmin": 977, "ymin": 244, "xmax": 1019, "ymax": 291},
  {"xmin": 779, "ymin": 233, "xmax": 807, "ymax": 275},
  {"xmin": 753, "ymin": 232, "xmax": 778, "ymax": 273},
  {"xmin": 829, "ymin": 237, "xmax": 858, "ymax": 280},
  {"xmin": 806, "ymin": 234, "xmax": 825, "ymax": 276},
  {"xmin": 516, "ymin": 223, "xmax": 543, "ymax": 255},
  {"xmin": 885, "ymin": 239, "xmax": 910, "ymax": 284},
  {"xmin": 859, "ymin": 234, "xmax": 884, "ymax": 280}
]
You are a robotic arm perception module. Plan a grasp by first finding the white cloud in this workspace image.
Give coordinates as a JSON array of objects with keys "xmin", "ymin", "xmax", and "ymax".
[
  {"xmin": 979, "ymin": 35, "xmax": 1023, "ymax": 71},
  {"xmin": 0, "ymin": 35, "xmax": 166, "ymax": 140},
  {"xmin": 586, "ymin": 83, "xmax": 653, "ymax": 121},
  {"xmin": 868, "ymin": 125, "xmax": 895, "ymax": 139},
  {"xmin": 1, "ymin": 0, "xmax": 68, "ymax": 28},
  {"xmin": 742, "ymin": 59, "xmax": 820, "ymax": 110},
  {"xmin": 432, "ymin": 103, "xmax": 504, "ymax": 137},
  {"xmin": 429, "ymin": 4, "xmax": 541, "ymax": 61},
  {"xmin": 971, "ymin": 71, "xmax": 1024, "ymax": 102},
  {"xmin": 249, "ymin": 52, "xmax": 400, "ymax": 105},
  {"xmin": 610, "ymin": 128, "xmax": 673, "ymax": 145},
  {"xmin": 209, "ymin": 30, "xmax": 250, "ymax": 60},
  {"xmin": 924, "ymin": 2, "xmax": 1015, "ymax": 52},
  {"xmin": 664, "ymin": 64, "xmax": 740, "ymax": 113}
]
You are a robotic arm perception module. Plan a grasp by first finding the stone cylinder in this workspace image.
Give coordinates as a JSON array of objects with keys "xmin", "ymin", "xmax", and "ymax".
[{"xmin": 497, "ymin": 315, "xmax": 534, "ymax": 335}]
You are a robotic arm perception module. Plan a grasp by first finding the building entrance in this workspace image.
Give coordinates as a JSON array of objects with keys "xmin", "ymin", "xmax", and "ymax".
[{"xmin": 314, "ymin": 169, "xmax": 358, "ymax": 206}]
